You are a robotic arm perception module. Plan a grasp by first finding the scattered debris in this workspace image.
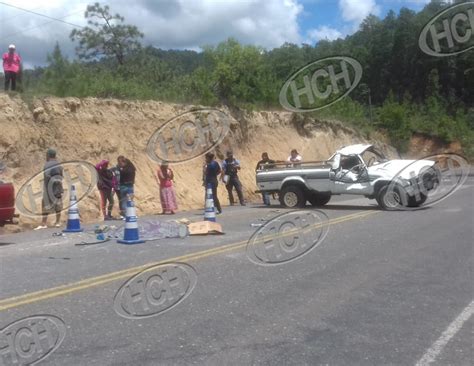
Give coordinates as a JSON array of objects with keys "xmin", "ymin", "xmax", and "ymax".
[
  {"xmin": 108, "ymin": 220, "xmax": 188, "ymax": 241},
  {"xmin": 75, "ymin": 238, "xmax": 111, "ymax": 246}
]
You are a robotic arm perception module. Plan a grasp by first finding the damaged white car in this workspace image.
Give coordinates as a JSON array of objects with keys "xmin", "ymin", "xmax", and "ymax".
[{"xmin": 256, "ymin": 144, "xmax": 440, "ymax": 210}]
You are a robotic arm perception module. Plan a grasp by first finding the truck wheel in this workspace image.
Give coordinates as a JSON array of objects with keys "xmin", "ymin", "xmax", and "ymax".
[
  {"xmin": 376, "ymin": 185, "xmax": 404, "ymax": 210},
  {"xmin": 308, "ymin": 192, "xmax": 331, "ymax": 206},
  {"xmin": 280, "ymin": 185, "xmax": 306, "ymax": 208}
]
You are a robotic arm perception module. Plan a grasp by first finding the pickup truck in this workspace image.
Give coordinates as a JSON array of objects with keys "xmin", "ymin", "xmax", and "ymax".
[
  {"xmin": 0, "ymin": 162, "xmax": 16, "ymax": 226},
  {"xmin": 256, "ymin": 144, "xmax": 439, "ymax": 210}
]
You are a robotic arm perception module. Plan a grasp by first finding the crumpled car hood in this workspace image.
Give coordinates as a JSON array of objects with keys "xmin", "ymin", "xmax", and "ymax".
[{"xmin": 368, "ymin": 159, "xmax": 435, "ymax": 179}]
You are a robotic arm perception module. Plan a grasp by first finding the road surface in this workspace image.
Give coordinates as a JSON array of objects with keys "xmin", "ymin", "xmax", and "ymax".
[{"xmin": 0, "ymin": 182, "xmax": 472, "ymax": 365}]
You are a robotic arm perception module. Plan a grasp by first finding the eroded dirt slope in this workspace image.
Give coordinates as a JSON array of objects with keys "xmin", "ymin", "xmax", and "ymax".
[{"xmin": 1, "ymin": 94, "xmax": 400, "ymax": 230}]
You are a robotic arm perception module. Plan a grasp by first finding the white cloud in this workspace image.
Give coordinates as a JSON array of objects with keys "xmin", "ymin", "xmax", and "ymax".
[
  {"xmin": 339, "ymin": 0, "xmax": 380, "ymax": 27},
  {"xmin": 307, "ymin": 26, "xmax": 342, "ymax": 42},
  {"xmin": 0, "ymin": 0, "xmax": 304, "ymax": 67}
]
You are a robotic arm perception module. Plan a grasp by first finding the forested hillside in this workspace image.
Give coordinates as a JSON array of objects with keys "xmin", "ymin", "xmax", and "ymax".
[{"xmin": 13, "ymin": 0, "xmax": 474, "ymax": 157}]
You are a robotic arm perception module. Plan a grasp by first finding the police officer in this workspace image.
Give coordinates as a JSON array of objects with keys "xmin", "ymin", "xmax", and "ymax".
[{"xmin": 222, "ymin": 151, "xmax": 245, "ymax": 206}]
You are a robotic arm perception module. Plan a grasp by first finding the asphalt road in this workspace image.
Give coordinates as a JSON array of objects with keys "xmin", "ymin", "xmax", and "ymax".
[{"xmin": 0, "ymin": 182, "xmax": 472, "ymax": 366}]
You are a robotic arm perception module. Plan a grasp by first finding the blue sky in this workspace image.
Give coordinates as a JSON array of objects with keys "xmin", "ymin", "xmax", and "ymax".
[
  {"xmin": 0, "ymin": 0, "xmax": 433, "ymax": 67},
  {"xmin": 299, "ymin": 0, "xmax": 431, "ymax": 43}
]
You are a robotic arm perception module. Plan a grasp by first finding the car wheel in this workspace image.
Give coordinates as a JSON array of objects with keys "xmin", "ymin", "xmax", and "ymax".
[
  {"xmin": 280, "ymin": 185, "xmax": 306, "ymax": 208},
  {"xmin": 376, "ymin": 185, "xmax": 404, "ymax": 210},
  {"xmin": 308, "ymin": 192, "xmax": 331, "ymax": 206}
]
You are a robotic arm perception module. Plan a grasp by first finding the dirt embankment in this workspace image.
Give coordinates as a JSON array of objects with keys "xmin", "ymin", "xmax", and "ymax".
[{"xmin": 0, "ymin": 94, "xmax": 443, "ymax": 231}]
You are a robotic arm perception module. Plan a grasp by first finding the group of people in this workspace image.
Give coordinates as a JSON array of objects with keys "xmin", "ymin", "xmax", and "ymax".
[
  {"xmin": 35, "ymin": 151, "xmax": 138, "ymax": 229},
  {"xmin": 2, "ymin": 44, "xmax": 21, "ymax": 91},
  {"xmin": 35, "ymin": 146, "xmax": 303, "ymax": 228}
]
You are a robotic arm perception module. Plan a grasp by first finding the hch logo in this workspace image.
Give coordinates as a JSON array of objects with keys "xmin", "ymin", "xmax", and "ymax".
[
  {"xmin": 0, "ymin": 315, "xmax": 66, "ymax": 366},
  {"xmin": 113, "ymin": 262, "xmax": 197, "ymax": 319},
  {"xmin": 146, "ymin": 109, "xmax": 231, "ymax": 164},
  {"xmin": 246, "ymin": 210, "xmax": 329, "ymax": 265},
  {"xmin": 386, "ymin": 153, "xmax": 469, "ymax": 210},
  {"xmin": 279, "ymin": 56, "xmax": 362, "ymax": 112},
  {"xmin": 15, "ymin": 161, "xmax": 97, "ymax": 218},
  {"xmin": 419, "ymin": 2, "xmax": 474, "ymax": 56}
]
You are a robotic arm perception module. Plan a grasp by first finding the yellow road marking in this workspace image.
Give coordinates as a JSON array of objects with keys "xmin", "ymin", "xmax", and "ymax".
[{"xmin": 0, "ymin": 210, "xmax": 377, "ymax": 311}]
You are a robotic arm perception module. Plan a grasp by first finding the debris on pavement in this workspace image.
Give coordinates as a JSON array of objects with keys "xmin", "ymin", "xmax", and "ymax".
[{"xmin": 108, "ymin": 219, "xmax": 188, "ymax": 241}]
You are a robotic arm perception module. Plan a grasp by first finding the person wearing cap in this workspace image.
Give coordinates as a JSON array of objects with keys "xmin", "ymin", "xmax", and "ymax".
[
  {"xmin": 222, "ymin": 151, "xmax": 245, "ymax": 206},
  {"xmin": 35, "ymin": 149, "xmax": 63, "ymax": 230},
  {"xmin": 96, "ymin": 159, "xmax": 115, "ymax": 220},
  {"xmin": 2, "ymin": 44, "xmax": 21, "ymax": 91}
]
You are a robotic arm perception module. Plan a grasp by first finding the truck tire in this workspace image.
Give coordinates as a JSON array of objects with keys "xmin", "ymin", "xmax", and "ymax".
[
  {"xmin": 308, "ymin": 192, "xmax": 331, "ymax": 206},
  {"xmin": 280, "ymin": 185, "xmax": 306, "ymax": 208},
  {"xmin": 376, "ymin": 185, "xmax": 404, "ymax": 210}
]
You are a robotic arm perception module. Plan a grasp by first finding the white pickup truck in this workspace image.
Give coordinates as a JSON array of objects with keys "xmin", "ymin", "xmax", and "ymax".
[{"xmin": 256, "ymin": 144, "xmax": 439, "ymax": 210}]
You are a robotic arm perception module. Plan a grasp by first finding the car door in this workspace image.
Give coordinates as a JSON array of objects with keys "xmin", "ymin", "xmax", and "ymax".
[{"xmin": 331, "ymin": 154, "xmax": 372, "ymax": 194}]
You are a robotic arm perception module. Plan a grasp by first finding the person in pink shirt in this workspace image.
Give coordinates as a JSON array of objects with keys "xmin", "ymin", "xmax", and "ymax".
[{"xmin": 3, "ymin": 44, "xmax": 21, "ymax": 91}]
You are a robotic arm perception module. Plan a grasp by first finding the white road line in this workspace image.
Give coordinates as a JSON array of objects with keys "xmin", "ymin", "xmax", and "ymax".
[{"xmin": 415, "ymin": 299, "xmax": 474, "ymax": 366}]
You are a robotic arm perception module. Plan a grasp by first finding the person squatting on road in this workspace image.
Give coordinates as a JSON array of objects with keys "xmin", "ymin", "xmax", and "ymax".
[
  {"xmin": 95, "ymin": 160, "xmax": 115, "ymax": 220},
  {"xmin": 117, "ymin": 156, "xmax": 136, "ymax": 218},
  {"xmin": 222, "ymin": 151, "xmax": 245, "ymax": 206},
  {"xmin": 34, "ymin": 149, "xmax": 63, "ymax": 230},
  {"xmin": 255, "ymin": 152, "xmax": 275, "ymax": 206},
  {"xmin": 157, "ymin": 161, "xmax": 178, "ymax": 214},
  {"xmin": 203, "ymin": 152, "xmax": 222, "ymax": 214},
  {"xmin": 3, "ymin": 44, "xmax": 21, "ymax": 91}
]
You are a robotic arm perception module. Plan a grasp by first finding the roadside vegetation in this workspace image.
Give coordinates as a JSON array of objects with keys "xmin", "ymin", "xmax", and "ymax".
[{"xmin": 10, "ymin": 1, "xmax": 474, "ymax": 158}]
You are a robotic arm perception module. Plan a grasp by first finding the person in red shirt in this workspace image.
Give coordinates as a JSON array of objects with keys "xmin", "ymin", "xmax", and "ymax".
[{"xmin": 3, "ymin": 44, "xmax": 21, "ymax": 91}]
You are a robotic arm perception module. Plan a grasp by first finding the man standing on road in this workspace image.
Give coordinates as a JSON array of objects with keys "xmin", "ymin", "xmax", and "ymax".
[
  {"xmin": 203, "ymin": 152, "xmax": 222, "ymax": 214},
  {"xmin": 222, "ymin": 151, "xmax": 245, "ymax": 206},
  {"xmin": 255, "ymin": 152, "xmax": 275, "ymax": 206},
  {"xmin": 35, "ymin": 149, "xmax": 63, "ymax": 230},
  {"xmin": 3, "ymin": 44, "xmax": 21, "ymax": 91}
]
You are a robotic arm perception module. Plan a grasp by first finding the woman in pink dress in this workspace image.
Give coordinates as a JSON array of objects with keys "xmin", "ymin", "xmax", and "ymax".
[{"xmin": 157, "ymin": 162, "xmax": 178, "ymax": 214}]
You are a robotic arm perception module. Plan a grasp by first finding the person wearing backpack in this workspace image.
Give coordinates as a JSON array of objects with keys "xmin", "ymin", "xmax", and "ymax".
[
  {"xmin": 34, "ymin": 149, "xmax": 63, "ymax": 230},
  {"xmin": 222, "ymin": 151, "xmax": 245, "ymax": 206}
]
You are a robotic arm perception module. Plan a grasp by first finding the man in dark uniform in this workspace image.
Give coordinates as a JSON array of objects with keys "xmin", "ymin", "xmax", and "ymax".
[
  {"xmin": 222, "ymin": 151, "xmax": 245, "ymax": 206},
  {"xmin": 203, "ymin": 152, "xmax": 222, "ymax": 214}
]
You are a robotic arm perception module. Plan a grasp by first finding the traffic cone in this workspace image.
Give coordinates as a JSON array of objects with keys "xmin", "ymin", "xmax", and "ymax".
[
  {"xmin": 204, "ymin": 183, "xmax": 216, "ymax": 222},
  {"xmin": 117, "ymin": 196, "xmax": 145, "ymax": 244},
  {"xmin": 63, "ymin": 184, "xmax": 83, "ymax": 233}
]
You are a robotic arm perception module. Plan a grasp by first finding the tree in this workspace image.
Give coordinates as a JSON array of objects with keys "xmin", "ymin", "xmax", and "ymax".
[
  {"xmin": 70, "ymin": 2, "xmax": 143, "ymax": 65},
  {"xmin": 43, "ymin": 43, "xmax": 74, "ymax": 97}
]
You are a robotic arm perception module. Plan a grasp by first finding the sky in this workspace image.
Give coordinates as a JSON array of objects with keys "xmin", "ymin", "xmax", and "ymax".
[{"xmin": 0, "ymin": 0, "xmax": 432, "ymax": 68}]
